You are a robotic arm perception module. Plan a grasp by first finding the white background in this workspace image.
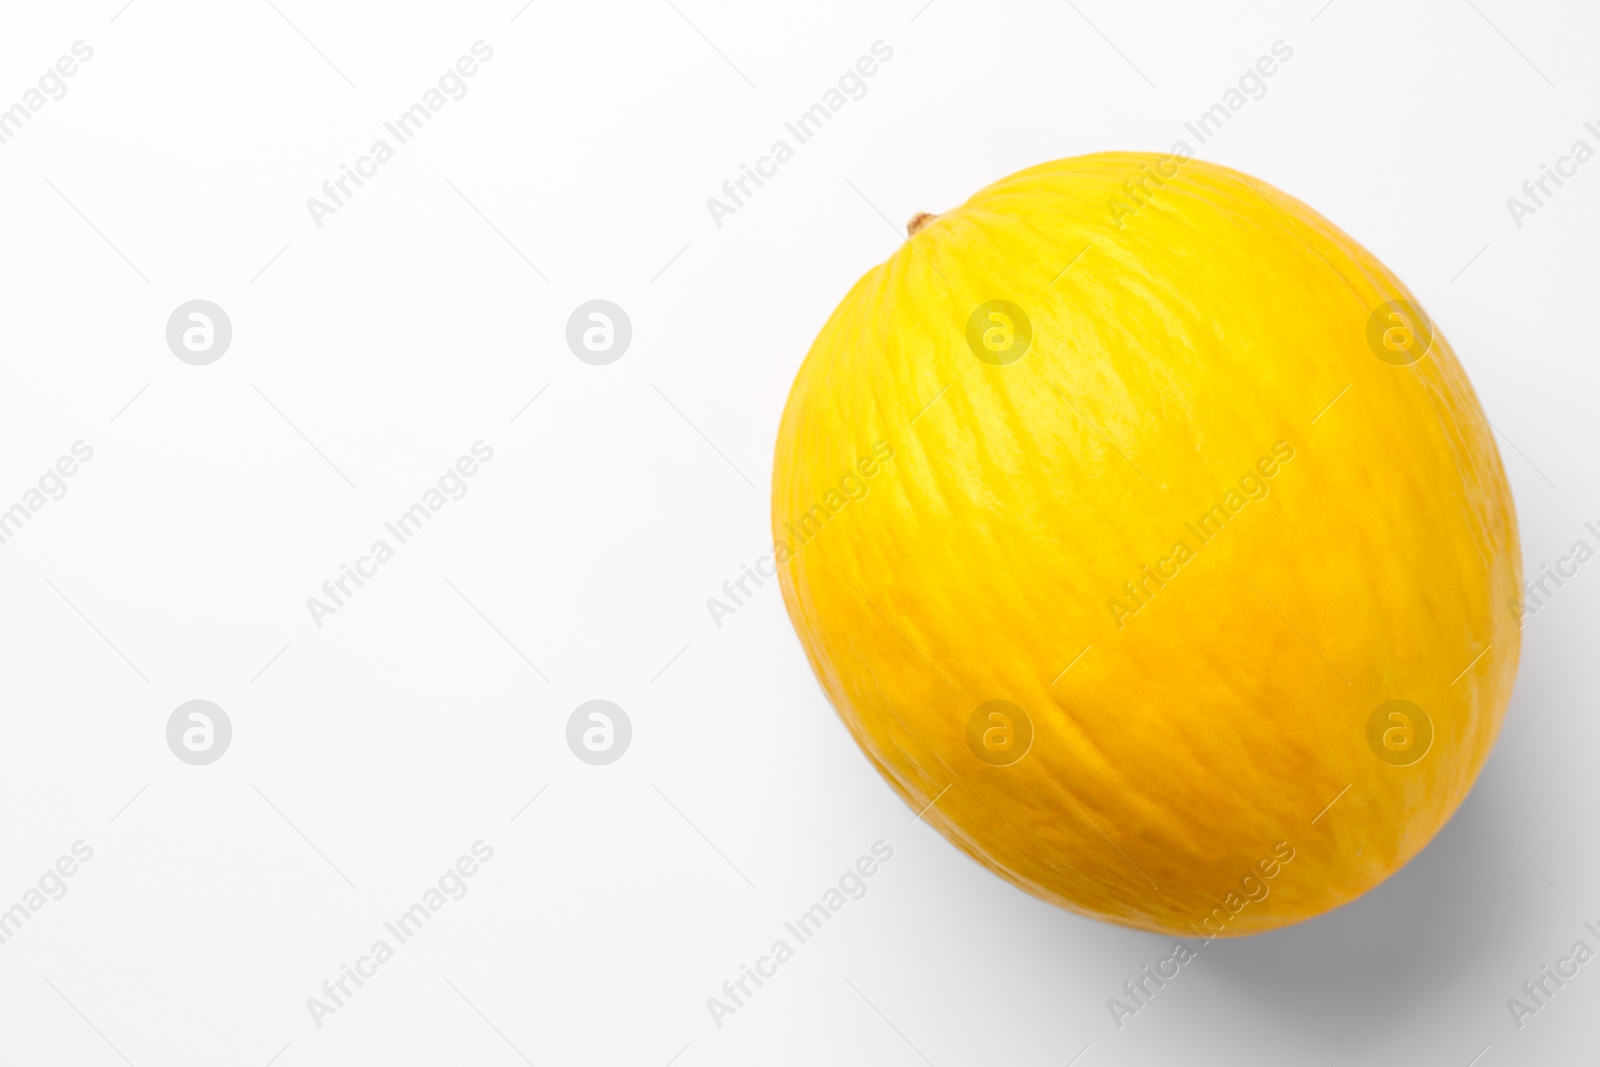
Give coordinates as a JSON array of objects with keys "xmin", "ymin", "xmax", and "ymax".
[{"xmin": 0, "ymin": 0, "xmax": 1595, "ymax": 1064}]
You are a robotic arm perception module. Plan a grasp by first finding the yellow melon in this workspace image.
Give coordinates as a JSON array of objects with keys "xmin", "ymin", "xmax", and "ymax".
[{"xmin": 771, "ymin": 152, "xmax": 1520, "ymax": 935}]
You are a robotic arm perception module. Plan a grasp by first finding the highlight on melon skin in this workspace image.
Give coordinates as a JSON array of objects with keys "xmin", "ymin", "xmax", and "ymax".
[{"xmin": 771, "ymin": 152, "xmax": 1519, "ymax": 937}]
